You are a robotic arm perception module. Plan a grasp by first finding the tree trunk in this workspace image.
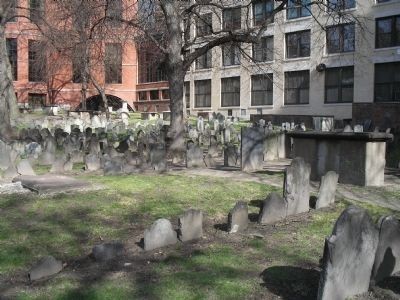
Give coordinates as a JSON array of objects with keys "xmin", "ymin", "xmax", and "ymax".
[
  {"xmin": 0, "ymin": 24, "xmax": 18, "ymax": 138},
  {"xmin": 90, "ymin": 75, "xmax": 110, "ymax": 119}
]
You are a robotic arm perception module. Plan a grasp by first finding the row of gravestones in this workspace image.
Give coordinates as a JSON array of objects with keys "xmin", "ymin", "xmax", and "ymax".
[{"xmin": 27, "ymin": 208, "xmax": 204, "ymax": 281}]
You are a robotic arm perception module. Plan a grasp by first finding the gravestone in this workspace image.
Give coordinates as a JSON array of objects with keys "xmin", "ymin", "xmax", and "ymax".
[
  {"xmin": 354, "ymin": 124, "xmax": 363, "ymax": 133},
  {"xmin": 371, "ymin": 216, "xmax": 400, "ymax": 284},
  {"xmin": 144, "ymin": 218, "xmax": 178, "ymax": 251},
  {"xmin": 223, "ymin": 127, "xmax": 231, "ymax": 143},
  {"xmin": 50, "ymin": 157, "xmax": 66, "ymax": 174},
  {"xmin": 197, "ymin": 116, "xmax": 204, "ymax": 134},
  {"xmin": 228, "ymin": 201, "xmax": 248, "ymax": 233},
  {"xmin": 4, "ymin": 165, "xmax": 18, "ymax": 179},
  {"xmin": 178, "ymin": 209, "xmax": 203, "ymax": 242},
  {"xmin": 16, "ymin": 159, "xmax": 36, "ymax": 176},
  {"xmin": 0, "ymin": 140, "xmax": 11, "ymax": 170},
  {"xmin": 28, "ymin": 256, "xmax": 63, "ymax": 282},
  {"xmin": 283, "ymin": 157, "xmax": 310, "ymax": 216},
  {"xmin": 85, "ymin": 154, "xmax": 101, "ymax": 171},
  {"xmin": 92, "ymin": 241, "xmax": 125, "ymax": 261},
  {"xmin": 343, "ymin": 125, "xmax": 353, "ymax": 133},
  {"xmin": 150, "ymin": 144, "xmax": 167, "ymax": 172},
  {"xmin": 258, "ymin": 192, "xmax": 287, "ymax": 224},
  {"xmin": 204, "ymin": 154, "xmax": 217, "ymax": 168},
  {"xmin": 103, "ymin": 159, "xmax": 123, "ymax": 175},
  {"xmin": 316, "ymin": 171, "xmax": 339, "ymax": 209},
  {"xmin": 224, "ymin": 144, "xmax": 238, "ymax": 167},
  {"xmin": 317, "ymin": 206, "xmax": 379, "ymax": 300},
  {"xmin": 241, "ymin": 127, "xmax": 264, "ymax": 172},
  {"xmin": 186, "ymin": 143, "xmax": 204, "ymax": 168},
  {"xmin": 259, "ymin": 119, "xmax": 266, "ymax": 128}
]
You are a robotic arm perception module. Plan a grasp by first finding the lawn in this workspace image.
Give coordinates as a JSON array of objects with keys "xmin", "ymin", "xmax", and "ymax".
[{"xmin": 0, "ymin": 172, "xmax": 398, "ymax": 299}]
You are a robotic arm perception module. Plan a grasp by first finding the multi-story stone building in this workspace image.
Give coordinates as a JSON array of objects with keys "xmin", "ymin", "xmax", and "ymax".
[{"xmin": 183, "ymin": 0, "xmax": 400, "ymax": 128}]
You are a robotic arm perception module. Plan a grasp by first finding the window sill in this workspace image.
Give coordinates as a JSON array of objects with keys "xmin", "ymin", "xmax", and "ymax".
[
  {"xmin": 372, "ymin": 1, "xmax": 398, "ymax": 7},
  {"xmin": 192, "ymin": 107, "xmax": 212, "ymax": 110},
  {"xmin": 323, "ymin": 7, "xmax": 356, "ymax": 15},
  {"xmin": 283, "ymin": 103, "xmax": 310, "ymax": 107},
  {"xmin": 221, "ymin": 65, "xmax": 241, "ymax": 69},
  {"xmin": 251, "ymin": 60, "xmax": 274, "ymax": 65},
  {"xmin": 284, "ymin": 57, "xmax": 310, "ymax": 62},
  {"xmin": 374, "ymin": 46, "xmax": 400, "ymax": 52},
  {"xmin": 323, "ymin": 102, "xmax": 353, "ymax": 106},
  {"xmin": 219, "ymin": 106, "xmax": 241, "ymax": 110},
  {"xmin": 250, "ymin": 105, "xmax": 274, "ymax": 108},
  {"xmin": 285, "ymin": 15, "xmax": 313, "ymax": 24},
  {"xmin": 322, "ymin": 51, "xmax": 355, "ymax": 58},
  {"xmin": 194, "ymin": 68, "xmax": 212, "ymax": 72}
]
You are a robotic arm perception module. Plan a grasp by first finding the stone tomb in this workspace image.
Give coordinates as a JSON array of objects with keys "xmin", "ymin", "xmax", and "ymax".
[
  {"xmin": 317, "ymin": 206, "xmax": 379, "ymax": 300},
  {"xmin": 241, "ymin": 127, "xmax": 264, "ymax": 172},
  {"xmin": 288, "ymin": 131, "xmax": 393, "ymax": 186}
]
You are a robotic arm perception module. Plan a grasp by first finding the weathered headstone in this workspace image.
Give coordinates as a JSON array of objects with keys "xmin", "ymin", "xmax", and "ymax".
[
  {"xmin": 186, "ymin": 143, "xmax": 204, "ymax": 168},
  {"xmin": 283, "ymin": 157, "xmax": 310, "ymax": 216},
  {"xmin": 204, "ymin": 154, "xmax": 217, "ymax": 168},
  {"xmin": 354, "ymin": 124, "xmax": 364, "ymax": 133},
  {"xmin": 85, "ymin": 154, "xmax": 101, "ymax": 171},
  {"xmin": 16, "ymin": 159, "xmax": 36, "ymax": 176},
  {"xmin": 317, "ymin": 206, "xmax": 379, "ymax": 300},
  {"xmin": 92, "ymin": 241, "xmax": 125, "ymax": 262},
  {"xmin": 371, "ymin": 216, "xmax": 400, "ymax": 284},
  {"xmin": 144, "ymin": 218, "xmax": 178, "ymax": 251},
  {"xmin": 28, "ymin": 256, "xmax": 63, "ymax": 282},
  {"xmin": 228, "ymin": 201, "xmax": 248, "ymax": 233},
  {"xmin": 150, "ymin": 144, "xmax": 167, "ymax": 172},
  {"xmin": 178, "ymin": 209, "xmax": 203, "ymax": 242},
  {"xmin": 50, "ymin": 157, "xmax": 66, "ymax": 174},
  {"xmin": 224, "ymin": 144, "xmax": 238, "ymax": 167},
  {"xmin": 258, "ymin": 192, "xmax": 287, "ymax": 224},
  {"xmin": 316, "ymin": 171, "xmax": 339, "ymax": 209},
  {"xmin": 241, "ymin": 127, "xmax": 264, "ymax": 172},
  {"xmin": 0, "ymin": 139, "xmax": 12, "ymax": 170},
  {"xmin": 343, "ymin": 124, "xmax": 353, "ymax": 133}
]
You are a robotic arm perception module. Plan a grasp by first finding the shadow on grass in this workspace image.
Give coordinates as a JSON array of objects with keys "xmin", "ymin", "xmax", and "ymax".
[{"xmin": 260, "ymin": 266, "xmax": 320, "ymax": 300}]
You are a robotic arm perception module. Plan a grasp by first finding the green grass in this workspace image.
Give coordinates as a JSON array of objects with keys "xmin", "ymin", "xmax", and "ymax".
[{"xmin": 1, "ymin": 171, "xmax": 399, "ymax": 299}]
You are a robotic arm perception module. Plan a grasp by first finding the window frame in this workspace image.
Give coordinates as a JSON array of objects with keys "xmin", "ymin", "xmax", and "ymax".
[
  {"xmin": 194, "ymin": 79, "xmax": 212, "ymax": 108},
  {"xmin": 222, "ymin": 43, "xmax": 241, "ymax": 66},
  {"xmin": 221, "ymin": 77, "xmax": 241, "ymax": 107},
  {"xmin": 374, "ymin": 62, "xmax": 400, "ymax": 102},
  {"xmin": 286, "ymin": 0, "xmax": 311, "ymax": 20},
  {"xmin": 324, "ymin": 66, "xmax": 354, "ymax": 103},
  {"xmin": 28, "ymin": 40, "xmax": 46, "ymax": 83},
  {"xmin": 326, "ymin": 0, "xmax": 356, "ymax": 12},
  {"xmin": 196, "ymin": 13, "xmax": 213, "ymax": 37},
  {"xmin": 253, "ymin": 36, "xmax": 274, "ymax": 62},
  {"xmin": 284, "ymin": 70, "xmax": 310, "ymax": 105},
  {"xmin": 375, "ymin": 15, "xmax": 400, "ymax": 49},
  {"xmin": 185, "ymin": 82, "xmax": 191, "ymax": 108},
  {"xmin": 251, "ymin": 74, "xmax": 273, "ymax": 106},
  {"xmin": 285, "ymin": 30, "xmax": 311, "ymax": 59},
  {"xmin": 253, "ymin": 0, "xmax": 275, "ymax": 26},
  {"xmin": 326, "ymin": 23, "xmax": 355, "ymax": 54},
  {"xmin": 29, "ymin": 0, "xmax": 44, "ymax": 23},
  {"xmin": 105, "ymin": 43, "xmax": 122, "ymax": 84},
  {"xmin": 195, "ymin": 50, "xmax": 212, "ymax": 70},
  {"xmin": 223, "ymin": 7, "xmax": 242, "ymax": 31}
]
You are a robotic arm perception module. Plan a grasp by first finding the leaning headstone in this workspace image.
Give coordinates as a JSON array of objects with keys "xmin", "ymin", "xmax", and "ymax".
[
  {"xmin": 178, "ymin": 209, "xmax": 203, "ymax": 242},
  {"xmin": 317, "ymin": 206, "xmax": 379, "ymax": 300},
  {"xmin": 228, "ymin": 201, "xmax": 248, "ymax": 233},
  {"xmin": 186, "ymin": 143, "xmax": 204, "ymax": 168},
  {"xmin": 241, "ymin": 127, "xmax": 264, "ymax": 172},
  {"xmin": 258, "ymin": 192, "xmax": 287, "ymax": 224},
  {"xmin": 28, "ymin": 256, "xmax": 63, "ymax": 282},
  {"xmin": 144, "ymin": 218, "xmax": 178, "ymax": 251},
  {"xmin": 316, "ymin": 171, "xmax": 339, "ymax": 209},
  {"xmin": 16, "ymin": 159, "xmax": 36, "ymax": 176},
  {"xmin": 371, "ymin": 216, "xmax": 400, "ymax": 284},
  {"xmin": 283, "ymin": 157, "xmax": 310, "ymax": 216},
  {"xmin": 92, "ymin": 241, "xmax": 125, "ymax": 262}
]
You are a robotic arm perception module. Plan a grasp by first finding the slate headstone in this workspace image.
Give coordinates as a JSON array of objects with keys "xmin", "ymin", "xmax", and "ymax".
[
  {"xmin": 178, "ymin": 209, "xmax": 203, "ymax": 242},
  {"xmin": 241, "ymin": 127, "xmax": 264, "ymax": 172},
  {"xmin": 316, "ymin": 171, "xmax": 339, "ymax": 209},
  {"xmin": 28, "ymin": 256, "xmax": 63, "ymax": 282},
  {"xmin": 283, "ymin": 157, "xmax": 310, "ymax": 216},
  {"xmin": 186, "ymin": 143, "xmax": 204, "ymax": 168},
  {"xmin": 144, "ymin": 218, "xmax": 178, "ymax": 251},
  {"xmin": 317, "ymin": 206, "xmax": 379, "ymax": 300},
  {"xmin": 228, "ymin": 201, "xmax": 248, "ymax": 233},
  {"xmin": 258, "ymin": 192, "xmax": 287, "ymax": 224},
  {"xmin": 224, "ymin": 144, "xmax": 238, "ymax": 167}
]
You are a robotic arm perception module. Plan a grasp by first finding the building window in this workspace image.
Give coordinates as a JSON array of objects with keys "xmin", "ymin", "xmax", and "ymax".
[
  {"xmin": 287, "ymin": 0, "xmax": 311, "ymax": 20},
  {"xmin": 284, "ymin": 70, "xmax": 309, "ymax": 105},
  {"xmin": 6, "ymin": 38, "xmax": 17, "ymax": 81},
  {"xmin": 325, "ymin": 66, "xmax": 354, "ymax": 103},
  {"xmin": 253, "ymin": 36, "xmax": 274, "ymax": 62},
  {"xmin": 196, "ymin": 13, "xmax": 212, "ymax": 37},
  {"xmin": 375, "ymin": 62, "xmax": 400, "ymax": 102},
  {"xmin": 150, "ymin": 90, "xmax": 159, "ymax": 100},
  {"xmin": 251, "ymin": 74, "xmax": 273, "ymax": 106},
  {"xmin": 28, "ymin": 93, "xmax": 46, "ymax": 108},
  {"xmin": 221, "ymin": 77, "xmax": 240, "ymax": 107},
  {"xmin": 30, "ymin": 0, "xmax": 44, "ymax": 23},
  {"xmin": 196, "ymin": 50, "xmax": 212, "ymax": 69},
  {"xmin": 253, "ymin": 0, "xmax": 274, "ymax": 26},
  {"xmin": 376, "ymin": 15, "xmax": 400, "ymax": 49},
  {"xmin": 185, "ymin": 82, "xmax": 190, "ymax": 108},
  {"xmin": 138, "ymin": 45, "xmax": 167, "ymax": 83},
  {"xmin": 105, "ymin": 43, "xmax": 122, "ymax": 84},
  {"xmin": 195, "ymin": 80, "xmax": 211, "ymax": 108},
  {"xmin": 326, "ymin": 23, "xmax": 355, "ymax": 54},
  {"xmin": 222, "ymin": 43, "xmax": 241, "ymax": 66},
  {"xmin": 327, "ymin": 0, "xmax": 355, "ymax": 11},
  {"xmin": 161, "ymin": 89, "xmax": 170, "ymax": 100},
  {"xmin": 223, "ymin": 7, "xmax": 241, "ymax": 31},
  {"xmin": 138, "ymin": 91, "xmax": 147, "ymax": 101},
  {"xmin": 28, "ymin": 40, "xmax": 46, "ymax": 82},
  {"xmin": 106, "ymin": 0, "xmax": 122, "ymax": 26},
  {"xmin": 286, "ymin": 30, "xmax": 310, "ymax": 59}
]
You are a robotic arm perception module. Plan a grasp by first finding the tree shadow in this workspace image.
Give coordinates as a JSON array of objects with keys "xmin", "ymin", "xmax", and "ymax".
[
  {"xmin": 377, "ymin": 275, "xmax": 400, "ymax": 295},
  {"xmin": 260, "ymin": 266, "xmax": 320, "ymax": 300}
]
